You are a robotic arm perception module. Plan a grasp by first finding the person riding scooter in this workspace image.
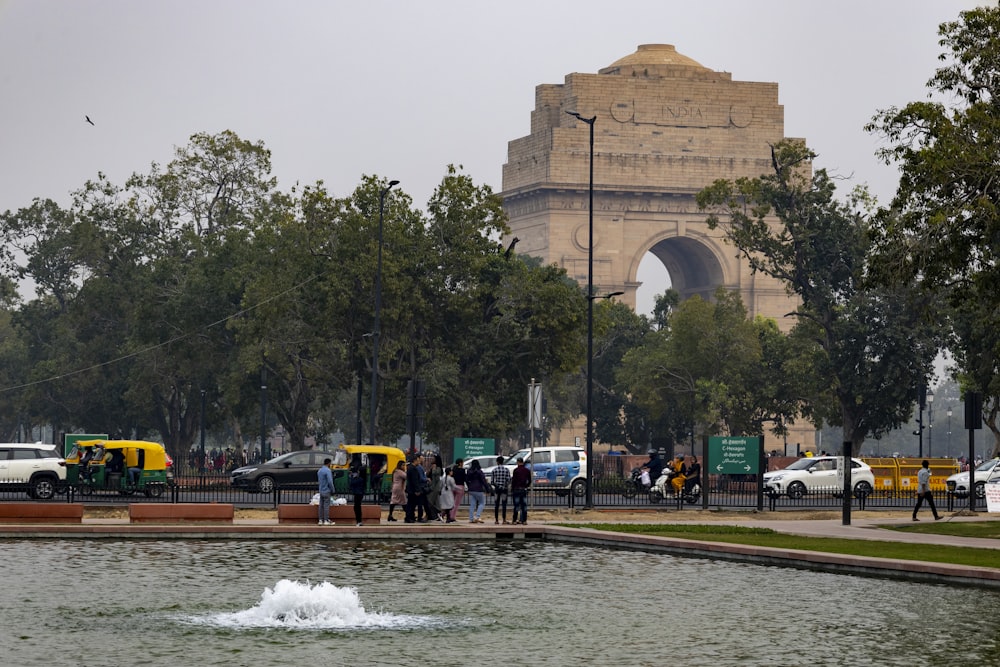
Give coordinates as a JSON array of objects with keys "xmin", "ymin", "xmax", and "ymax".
[
  {"xmin": 684, "ymin": 455, "xmax": 701, "ymax": 494},
  {"xmin": 669, "ymin": 455, "xmax": 687, "ymax": 497}
]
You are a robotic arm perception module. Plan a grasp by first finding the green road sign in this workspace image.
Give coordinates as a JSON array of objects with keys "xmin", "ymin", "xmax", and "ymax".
[
  {"xmin": 453, "ymin": 438, "xmax": 495, "ymax": 459},
  {"xmin": 708, "ymin": 436, "xmax": 760, "ymax": 475}
]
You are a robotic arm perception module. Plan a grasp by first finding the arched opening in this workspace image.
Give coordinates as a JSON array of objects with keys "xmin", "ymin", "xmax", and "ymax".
[{"xmin": 634, "ymin": 236, "xmax": 727, "ymax": 316}]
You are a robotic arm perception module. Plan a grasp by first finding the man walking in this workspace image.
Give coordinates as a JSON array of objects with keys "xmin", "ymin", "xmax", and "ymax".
[
  {"xmin": 491, "ymin": 455, "xmax": 511, "ymax": 525},
  {"xmin": 913, "ymin": 459, "xmax": 941, "ymax": 521},
  {"xmin": 318, "ymin": 458, "xmax": 335, "ymax": 525}
]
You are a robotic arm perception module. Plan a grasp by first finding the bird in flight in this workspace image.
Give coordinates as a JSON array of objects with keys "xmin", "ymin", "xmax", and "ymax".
[{"xmin": 85, "ymin": 115, "xmax": 95, "ymax": 126}]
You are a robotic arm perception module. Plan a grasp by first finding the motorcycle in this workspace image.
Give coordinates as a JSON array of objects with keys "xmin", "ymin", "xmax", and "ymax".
[
  {"xmin": 621, "ymin": 467, "xmax": 651, "ymax": 499},
  {"xmin": 648, "ymin": 469, "xmax": 701, "ymax": 504}
]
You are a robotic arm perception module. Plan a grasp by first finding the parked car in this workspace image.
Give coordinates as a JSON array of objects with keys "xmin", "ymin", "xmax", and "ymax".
[
  {"xmin": 0, "ymin": 442, "xmax": 67, "ymax": 500},
  {"xmin": 486, "ymin": 446, "xmax": 588, "ymax": 497},
  {"xmin": 945, "ymin": 458, "xmax": 1000, "ymax": 499},
  {"xmin": 463, "ymin": 455, "xmax": 501, "ymax": 472},
  {"xmin": 230, "ymin": 450, "xmax": 341, "ymax": 493},
  {"xmin": 763, "ymin": 456, "xmax": 875, "ymax": 499}
]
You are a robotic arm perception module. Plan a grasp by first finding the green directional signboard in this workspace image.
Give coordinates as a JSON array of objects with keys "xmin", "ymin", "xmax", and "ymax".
[
  {"xmin": 708, "ymin": 436, "xmax": 760, "ymax": 475},
  {"xmin": 453, "ymin": 438, "xmax": 495, "ymax": 460}
]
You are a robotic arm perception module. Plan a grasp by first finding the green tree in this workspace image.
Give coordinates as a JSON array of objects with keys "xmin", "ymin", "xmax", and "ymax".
[
  {"xmin": 697, "ymin": 141, "xmax": 942, "ymax": 453},
  {"xmin": 867, "ymin": 6, "xmax": 1000, "ymax": 456},
  {"xmin": 618, "ymin": 289, "xmax": 803, "ymax": 448},
  {"xmin": 591, "ymin": 300, "xmax": 656, "ymax": 452}
]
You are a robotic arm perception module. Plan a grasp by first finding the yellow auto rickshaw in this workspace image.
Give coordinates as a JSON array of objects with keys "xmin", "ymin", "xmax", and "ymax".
[
  {"xmin": 330, "ymin": 444, "xmax": 406, "ymax": 501},
  {"xmin": 67, "ymin": 439, "xmax": 170, "ymax": 497}
]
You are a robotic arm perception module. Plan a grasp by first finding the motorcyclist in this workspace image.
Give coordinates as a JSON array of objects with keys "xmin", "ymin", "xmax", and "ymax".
[
  {"xmin": 644, "ymin": 450, "xmax": 663, "ymax": 483},
  {"xmin": 684, "ymin": 455, "xmax": 701, "ymax": 494}
]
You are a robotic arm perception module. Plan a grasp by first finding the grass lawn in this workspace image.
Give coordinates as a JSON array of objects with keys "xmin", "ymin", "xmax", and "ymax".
[
  {"xmin": 570, "ymin": 522, "xmax": 1000, "ymax": 570},
  {"xmin": 884, "ymin": 519, "xmax": 1000, "ymax": 539}
]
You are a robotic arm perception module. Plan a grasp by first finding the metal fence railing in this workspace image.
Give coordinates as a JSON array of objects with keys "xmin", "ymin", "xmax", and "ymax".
[{"xmin": 0, "ymin": 460, "xmax": 991, "ymax": 512}]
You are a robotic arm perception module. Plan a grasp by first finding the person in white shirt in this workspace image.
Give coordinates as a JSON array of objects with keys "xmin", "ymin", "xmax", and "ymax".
[{"xmin": 912, "ymin": 459, "xmax": 941, "ymax": 521}]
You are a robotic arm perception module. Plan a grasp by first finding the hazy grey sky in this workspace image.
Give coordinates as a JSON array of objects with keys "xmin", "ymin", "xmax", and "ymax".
[{"xmin": 0, "ymin": 0, "xmax": 981, "ymax": 312}]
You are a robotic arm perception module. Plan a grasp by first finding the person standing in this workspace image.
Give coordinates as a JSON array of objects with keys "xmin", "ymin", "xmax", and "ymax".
[
  {"xmin": 490, "ymin": 455, "xmax": 511, "ymax": 524},
  {"xmin": 405, "ymin": 454, "xmax": 427, "ymax": 523},
  {"xmin": 348, "ymin": 454, "xmax": 367, "ymax": 526},
  {"xmin": 465, "ymin": 459, "xmax": 488, "ymax": 523},
  {"xmin": 510, "ymin": 457, "xmax": 531, "ymax": 525},
  {"xmin": 317, "ymin": 458, "xmax": 335, "ymax": 526},
  {"xmin": 450, "ymin": 459, "xmax": 466, "ymax": 522},
  {"xmin": 439, "ymin": 466, "xmax": 457, "ymax": 523},
  {"xmin": 427, "ymin": 455, "xmax": 444, "ymax": 521},
  {"xmin": 913, "ymin": 459, "xmax": 942, "ymax": 521},
  {"xmin": 387, "ymin": 460, "xmax": 406, "ymax": 522}
]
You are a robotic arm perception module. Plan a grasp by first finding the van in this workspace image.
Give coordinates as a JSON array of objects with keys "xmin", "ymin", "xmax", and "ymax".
[{"xmin": 492, "ymin": 446, "xmax": 588, "ymax": 498}]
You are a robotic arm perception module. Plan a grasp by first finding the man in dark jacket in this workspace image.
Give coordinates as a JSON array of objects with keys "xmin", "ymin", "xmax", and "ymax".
[
  {"xmin": 644, "ymin": 450, "xmax": 663, "ymax": 483},
  {"xmin": 404, "ymin": 454, "xmax": 427, "ymax": 523}
]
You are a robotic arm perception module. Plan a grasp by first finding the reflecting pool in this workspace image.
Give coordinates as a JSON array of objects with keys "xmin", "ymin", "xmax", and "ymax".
[{"xmin": 2, "ymin": 539, "xmax": 998, "ymax": 666}]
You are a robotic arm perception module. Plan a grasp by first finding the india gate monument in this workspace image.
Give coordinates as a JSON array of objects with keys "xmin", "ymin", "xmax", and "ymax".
[
  {"xmin": 501, "ymin": 43, "xmax": 795, "ymax": 329},
  {"xmin": 501, "ymin": 44, "xmax": 808, "ymax": 451}
]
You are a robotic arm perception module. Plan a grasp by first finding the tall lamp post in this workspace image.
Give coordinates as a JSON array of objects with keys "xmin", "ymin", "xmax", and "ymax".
[
  {"xmin": 947, "ymin": 408, "xmax": 953, "ymax": 458},
  {"xmin": 927, "ymin": 388, "xmax": 935, "ymax": 456},
  {"xmin": 566, "ymin": 110, "xmax": 597, "ymax": 508},
  {"xmin": 916, "ymin": 384, "xmax": 926, "ymax": 457},
  {"xmin": 370, "ymin": 179, "xmax": 399, "ymax": 447}
]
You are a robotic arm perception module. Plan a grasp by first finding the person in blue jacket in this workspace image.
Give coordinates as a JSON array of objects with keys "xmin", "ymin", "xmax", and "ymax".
[{"xmin": 318, "ymin": 458, "xmax": 335, "ymax": 526}]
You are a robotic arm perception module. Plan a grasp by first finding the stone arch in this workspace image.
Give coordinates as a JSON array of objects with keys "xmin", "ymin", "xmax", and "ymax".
[{"xmin": 627, "ymin": 228, "xmax": 735, "ymax": 305}]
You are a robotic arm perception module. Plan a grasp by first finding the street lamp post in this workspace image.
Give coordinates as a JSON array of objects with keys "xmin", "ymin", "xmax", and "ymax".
[
  {"xmin": 566, "ymin": 110, "xmax": 596, "ymax": 508},
  {"xmin": 370, "ymin": 179, "xmax": 399, "ymax": 447},
  {"xmin": 927, "ymin": 389, "xmax": 935, "ymax": 456},
  {"xmin": 947, "ymin": 408, "xmax": 953, "ymax": 458},
  {"xmin": 916, "ymin": 384, "xmax": 926, "ymax": 457}
]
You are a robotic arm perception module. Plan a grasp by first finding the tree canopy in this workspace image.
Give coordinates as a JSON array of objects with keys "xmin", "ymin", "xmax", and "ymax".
[
  {"xmin": 867, "ymin": 5, "xmax": 1000, "ymax": 456},
  {"xmin": 696, "ymin": 141, "xmax": 942, "ymax": 453}
]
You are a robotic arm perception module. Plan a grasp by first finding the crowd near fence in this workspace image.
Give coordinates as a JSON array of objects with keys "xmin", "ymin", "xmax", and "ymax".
[{"xmin": 0, "ymin": 453, "xmax": 991, "ymax": 513}]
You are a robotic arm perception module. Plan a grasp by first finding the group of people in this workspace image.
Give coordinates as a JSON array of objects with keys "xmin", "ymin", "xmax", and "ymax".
[
  {"xmin": 317, "ymin": 454, "xmax": 371, "ymax": 526},
  {"xmin": 640, "ymin": 451, "xmax": 701, "ymax": 497},
  {"xmin": 385, "ymin": 454, "xmax": 532, "ymax": 525},
  {"xmin": 77, "ymin": 445, "xmax": 138, "ymax": 485}
]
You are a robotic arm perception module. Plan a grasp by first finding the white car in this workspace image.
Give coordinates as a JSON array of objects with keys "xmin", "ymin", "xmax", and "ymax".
[
  {"xmin": 0, "ymin": 442, "xmax": 67, "ymax": 499},
  {"xmin": 763, "ymin": 456, "xmax": 875, "ymax": 499},
  {"xmin": 945, "ymin": 458, "xmax": 1000, "ymax": 499},
  {"xmin": 462, "ymin": 455, "xmax": 501, "ymax": 472}
]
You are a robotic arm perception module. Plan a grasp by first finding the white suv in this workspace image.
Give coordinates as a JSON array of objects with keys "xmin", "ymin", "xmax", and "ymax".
[
  {"xmin": 763, "ymin": 456, "xmax": 875, "ymax": 499},
  {"xmin": 488, "ymin": 446, "xmax": 588, "ymax": 497},
  {"xmin": 0, "ymin": 443, "xmax": 67, "ymax": 499}
]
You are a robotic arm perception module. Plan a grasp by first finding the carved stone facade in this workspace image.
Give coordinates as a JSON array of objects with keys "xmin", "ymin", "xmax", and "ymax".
[
  {"xmin": 500, "ymin": 44, "xmax": 811, "ymax": 452},
  {"xmin": 501, "ymin": 43, "xmax": 797, "ymax": 329}
]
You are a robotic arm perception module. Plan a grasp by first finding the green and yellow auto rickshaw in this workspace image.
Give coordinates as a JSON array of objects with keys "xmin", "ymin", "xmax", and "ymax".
[
  {"xmin": 67, "ymin": 439, "xmax": 171, "ymax": 497},
  {"xmin": 330, "ymin": 444, "xmax": 406, "ymax": 502}
]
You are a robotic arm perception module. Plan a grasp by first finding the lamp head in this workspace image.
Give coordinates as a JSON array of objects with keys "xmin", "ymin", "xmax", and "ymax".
[{"xmin": 565, "ymin": 110, "xmax": 596, "ymax": 124}]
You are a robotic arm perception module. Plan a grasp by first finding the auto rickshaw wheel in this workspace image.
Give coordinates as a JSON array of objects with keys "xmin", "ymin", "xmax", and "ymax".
[
  {"xmin": 145, "ymin": 484, "xmax": 164, "ymax": 498},
  {"xmin": 78, "ymin": 484, "xmax": 94, "ymax": 496}
]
